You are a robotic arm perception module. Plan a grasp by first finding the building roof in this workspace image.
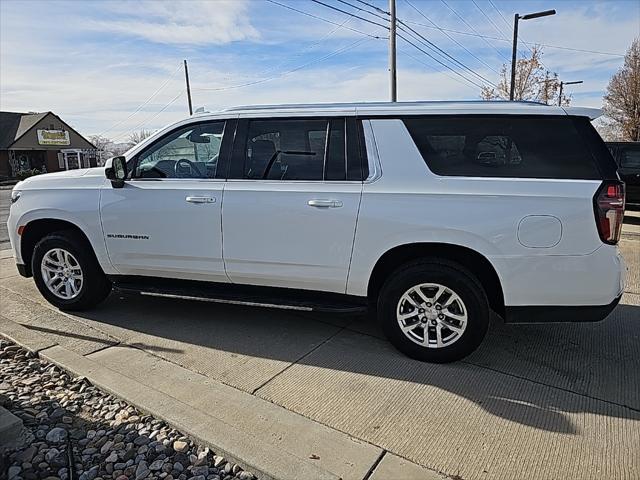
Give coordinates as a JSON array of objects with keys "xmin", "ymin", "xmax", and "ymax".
[
  {"xmin": 0, "ymin": 110, "xmax": 95, "ymax": 150},
  {"xmin": 0, "ymin": 111, "xmax": 48, "ymax": 149}
]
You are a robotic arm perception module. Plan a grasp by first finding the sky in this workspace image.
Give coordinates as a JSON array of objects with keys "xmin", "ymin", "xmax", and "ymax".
[{"xmin": 1, "ymin": 0, "xmax": 638, "ymax": 142}]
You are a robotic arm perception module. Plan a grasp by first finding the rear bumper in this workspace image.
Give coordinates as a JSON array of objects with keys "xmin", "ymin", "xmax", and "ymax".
[{"xmin": 505, "ymin": 294, "xmax": 622, "ymax": 323}]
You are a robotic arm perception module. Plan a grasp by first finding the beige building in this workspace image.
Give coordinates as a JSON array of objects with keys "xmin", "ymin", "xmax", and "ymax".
[{"xmin": 0, "ymin": 111, "xmax": 96, "ymax": 178}]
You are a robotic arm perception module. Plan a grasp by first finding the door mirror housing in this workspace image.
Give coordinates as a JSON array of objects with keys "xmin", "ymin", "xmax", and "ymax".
[{"xmin": 105, "ymin": 156, "xmax": 128, "ymax": 188}]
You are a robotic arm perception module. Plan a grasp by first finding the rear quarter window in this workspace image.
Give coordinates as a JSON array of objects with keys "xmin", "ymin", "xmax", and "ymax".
[{"xmin": 403, "ymin": 115, "xmax": 602, "ymax": 180}]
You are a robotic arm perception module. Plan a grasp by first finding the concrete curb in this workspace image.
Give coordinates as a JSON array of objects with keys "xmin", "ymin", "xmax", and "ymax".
[{"xmin": 0, "ymin": 315, "xmax": 383, "ymax": 480}]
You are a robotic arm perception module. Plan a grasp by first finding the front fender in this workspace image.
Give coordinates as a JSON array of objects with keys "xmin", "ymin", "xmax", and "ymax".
[{"xmin": 8, "ymin": 189, "xmax": 114, "ymax": 274}]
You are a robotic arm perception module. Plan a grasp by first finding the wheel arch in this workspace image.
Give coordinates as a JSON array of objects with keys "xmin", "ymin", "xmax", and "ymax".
[
  {"xmin": 367, "ymin": 243, "xmax": 505, "ymax": 318},
  {"xmin": 20, "ymin": 218, "xmax": 95, "ymax": 277}
]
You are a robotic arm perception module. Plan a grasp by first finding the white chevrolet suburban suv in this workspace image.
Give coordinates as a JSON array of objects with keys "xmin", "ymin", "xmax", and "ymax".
[{"xmin": 7, "ymin": 101, "xmax": 627, "ymax": 363}]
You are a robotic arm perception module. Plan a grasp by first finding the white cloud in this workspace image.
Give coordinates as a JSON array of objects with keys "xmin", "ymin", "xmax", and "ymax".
[
  {"xmin": 88, "ymin": 0, "xmax": 259, "ymax": 45},
  {"xmin": 0, "ymin": 0, "xmax": 637, "ymax": 140}
]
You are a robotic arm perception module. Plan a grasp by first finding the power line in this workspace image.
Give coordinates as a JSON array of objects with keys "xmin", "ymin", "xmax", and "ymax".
[
  {"xmin": 487, "ymin": 0, "xmax": 512, "ymax": 30},
  {"xmin": 486, "ymin": 0, "xmax": 534, "ymax": 56},
  {"xmin": 398, "ymin": 45, "xmax": 478, "ymax": 92},
  {"xmin": 397, "ymin": 32, "xmax": 485, "ymax": 90},
  {"xmin": 193, "ymin": 38, "xmax": 370, "ymax": 92},
  {"xmin": 402, "ymin": 0, "xmax": 500, "ymax": 74},
  {"xmin": 112, "ymin": 90, "xmax": 185, "ymax": 142},
  {"xmin": 486, "ymin": 0, "xmax": 539, "ymax": 63},
  {"xmin": 309, "ymin": 0, "xmax": 390, "ymax": 31},
  {"xmin": 403, "ymin": 20, "xmax": 625, "ymax": 57},
  {"xmin": 242, "ymin": 17, "xmax": 354, "ymax": 81},
  {"xmin": 335, "ymin": 0, "xmax": 389, "ymax": 23},
  {"xmin": 265, "ymin": 0, "xmax": 386, "ymax": 39},
  {"xmin": 330, "ymin": 0, "xmax": 497, "ymax": 87},
  {"xmin": 97, "ymin": 64, "xmax": 182, "ymax": 137},
  {"xmin": 471, "ymin": 0, "xmax": 508, "ymax": 41},
  {"xmin": 439, "ymin": 0, "xmax": 510, "ymax": 62},
  {"xmin": 396, "ymin": 19, "xmax": 498, "ymax": 87},
  {"xmin": 355, "ymin": 0, "xmax": 390, "ymax": 16}
]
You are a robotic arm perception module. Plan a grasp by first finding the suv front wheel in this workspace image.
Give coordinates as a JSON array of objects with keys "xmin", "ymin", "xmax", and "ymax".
[
  {"xmin": 378, "ymin": 259, "xmax": 490, "ymax": 363},
  {"xmin": 32, "ymin": 231, "xmax": 112, "ymax": 311}
]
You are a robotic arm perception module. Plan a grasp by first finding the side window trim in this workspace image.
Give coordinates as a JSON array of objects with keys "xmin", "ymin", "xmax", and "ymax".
[
  {"xmin": 361, "ymin": 119, "xmax": 381, "ymax": 183},
  {"xmin": 129, "ymin": 119, "xmax": 234, "ymax": 181}
]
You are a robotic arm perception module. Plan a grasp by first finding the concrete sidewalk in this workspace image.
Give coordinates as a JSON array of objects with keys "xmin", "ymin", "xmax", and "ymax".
[{"xmin": 1, "ymin": 238, "xmax": 639, "ymax": 480}]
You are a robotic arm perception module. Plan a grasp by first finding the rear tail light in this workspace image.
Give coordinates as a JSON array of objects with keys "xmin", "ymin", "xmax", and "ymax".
[{"xmin": 594, "ymin": 181, "xmax": 625, "ymax": 245}]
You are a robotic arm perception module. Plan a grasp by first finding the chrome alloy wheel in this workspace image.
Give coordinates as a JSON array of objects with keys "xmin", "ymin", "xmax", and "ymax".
[
  {"xmin": 40, "ymin": 248, "xmax": 83, "ymax": 300},
  {"xmin": 396, "ymin": 283, "xmax": 468, "ymax": 348}
]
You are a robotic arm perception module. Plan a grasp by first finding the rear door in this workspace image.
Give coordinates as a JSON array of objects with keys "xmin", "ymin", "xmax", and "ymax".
[{"xmin": 221, "ymin": 116, "xmax": 365, "ymax": 293}]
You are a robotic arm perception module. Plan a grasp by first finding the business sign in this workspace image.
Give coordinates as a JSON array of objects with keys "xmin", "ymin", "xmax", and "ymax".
[{"xmin": 37, "ymin": 129, "xmax": 70, "ymax": 146}]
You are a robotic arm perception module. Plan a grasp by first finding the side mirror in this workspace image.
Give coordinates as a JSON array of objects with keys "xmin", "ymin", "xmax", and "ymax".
[{"xmin": 105, "ymin": 156, "xmax": 128, "ymax": 188}]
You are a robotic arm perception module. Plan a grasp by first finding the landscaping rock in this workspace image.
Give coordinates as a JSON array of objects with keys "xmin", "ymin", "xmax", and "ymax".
[{"xmin": 1, "ymin": 341, "xmax": 257, "ymax": 480}]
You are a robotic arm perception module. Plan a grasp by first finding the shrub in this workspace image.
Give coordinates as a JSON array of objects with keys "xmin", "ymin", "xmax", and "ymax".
[{"xmin": 16, "ymin": 169, "xmax": 42, "ymax": 180}]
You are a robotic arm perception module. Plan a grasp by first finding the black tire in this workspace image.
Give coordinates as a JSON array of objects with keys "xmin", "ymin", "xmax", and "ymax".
[
  {"xmin": 378, "ymin": 258, "xmax": 490, "ymax": 363},
  {"xmin": 31, "ymin": 230, "xmax": 111, "ymax": 311}
]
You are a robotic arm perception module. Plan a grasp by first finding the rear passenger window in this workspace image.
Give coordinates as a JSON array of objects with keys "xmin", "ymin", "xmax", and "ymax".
[
  {"xmin": 238, "ymin": 117, "xmax": 364, "ymax": 181},
  {"xmin": 240, "ymin": 118, "xmax": 349, "ymax": 181},
  {"xmin": 403, "ymin": 116, "xmax": 601, "ymax": 179}
]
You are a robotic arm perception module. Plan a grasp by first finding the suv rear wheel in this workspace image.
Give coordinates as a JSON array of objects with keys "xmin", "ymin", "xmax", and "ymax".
[
  {"xmin": 32, "ymin": 231, "xmax": 112, "ymax": 311},
  {"xmin": 378, "ymin": 259, "xmax": 490, "ymax": 363}
]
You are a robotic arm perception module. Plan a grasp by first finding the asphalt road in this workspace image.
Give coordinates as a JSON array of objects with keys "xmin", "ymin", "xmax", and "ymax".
[{"xmin": 0, "ymin": 187, "xmax": 12, "ymax": 250}]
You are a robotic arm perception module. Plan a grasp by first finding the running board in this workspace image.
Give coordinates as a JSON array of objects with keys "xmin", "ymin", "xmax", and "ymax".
[{"xmin": 110, "ymin": 275, "xmax": 368, "ymax": 314}]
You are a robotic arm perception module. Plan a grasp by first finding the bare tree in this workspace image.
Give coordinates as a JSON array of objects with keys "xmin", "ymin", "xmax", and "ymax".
[
  {"xmin": 89, "ymin": 135, "xmax": 112, "ymax": 166},
  {"xmin": 89, "ymin": 135, "xmax": 131, "ymax": 165},
  {"xmin": 127, "ymin": 129, "xmax": 153, "ymax": 146},
  {"xmin": 594, "ymin": 121, "xmax": 624, "ymax": 142},
  {"xmin": 481, "ymin": 46, "xmax": 569, "ymax": 105},
  {"xmin": 603, "ymin": 38, "xmax": 640, "ymax": 142}
]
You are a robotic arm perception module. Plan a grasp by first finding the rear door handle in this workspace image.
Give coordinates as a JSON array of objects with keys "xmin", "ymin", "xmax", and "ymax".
[
  {"xmin": 186, "ymin": 196, "xmax": 216, "ymax": 204},
  {"xmin": 307, "ymin": 199, "xmax": 343, "ymax": 208}
]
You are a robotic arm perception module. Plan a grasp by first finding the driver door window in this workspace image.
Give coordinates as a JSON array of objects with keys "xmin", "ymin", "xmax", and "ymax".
[{"xmin": 135, "ymin": 122, "xmax": 225, "ymax": 179}]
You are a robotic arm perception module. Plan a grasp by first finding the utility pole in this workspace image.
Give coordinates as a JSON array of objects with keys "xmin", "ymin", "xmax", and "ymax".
[
  {"xmin": 184, "ymin": 59, "xmax": 193, "ymax": 115},
  {"xmin": 510, "ymin": 9, "xmax": 556, "ymax": 101},
  {"xmin": 558, "ymin": 82, "xmax": 563, "ymax": 106},
  {"xmin": 389, "ymin": 0, "xmax": 397, "ymax": 102}
]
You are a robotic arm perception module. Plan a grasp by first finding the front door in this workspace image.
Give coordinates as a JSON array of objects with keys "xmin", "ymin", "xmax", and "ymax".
[
  {"xmin": 100, "ymin": 119, "xmax": 232, "ymax": 282},
  {"xmin": 222, "ymin": 117, "xmax": 364, "ymax": 293}
]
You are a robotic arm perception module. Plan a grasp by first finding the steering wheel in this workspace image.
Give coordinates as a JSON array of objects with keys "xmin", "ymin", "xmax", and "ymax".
[{"xmin": 174, "ymin": 158, "xmax": 198, "ymax": 178}]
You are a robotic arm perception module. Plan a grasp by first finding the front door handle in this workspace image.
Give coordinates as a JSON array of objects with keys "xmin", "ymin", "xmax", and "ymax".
[
  {"xmin": 186, "ymin": 196, "xmax": 216, "ymax": 204},
  {"xmin": 307, "ymin": 199, "xmax": 343, "ymax": 208}
]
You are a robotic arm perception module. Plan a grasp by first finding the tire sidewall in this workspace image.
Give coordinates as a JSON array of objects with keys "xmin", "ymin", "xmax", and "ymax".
[
  {"xmin": 32, "ymin": 234, "xmax": 101, "ymax": 310},
  {"xmin": 379, "ymin": 262, "xmax": 489, "ymax": 363}
]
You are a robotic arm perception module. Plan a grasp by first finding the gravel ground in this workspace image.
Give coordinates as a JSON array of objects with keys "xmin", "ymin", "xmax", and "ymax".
[{"xmin": 0, "ymin": 340, "xmax": 256, "ymax": 480}]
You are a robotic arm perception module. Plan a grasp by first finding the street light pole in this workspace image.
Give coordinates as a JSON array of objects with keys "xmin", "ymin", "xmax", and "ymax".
[
  {"xmin": 558, "ymin": 80, "xmax": 583, "ymax": 106},
  {"xmin": 510, "ymin": 9, "xmax": 556, "ymax": 101},
  {"xmin": 389, "ymin": 0, "xmax": 397, "ymax": 102}
]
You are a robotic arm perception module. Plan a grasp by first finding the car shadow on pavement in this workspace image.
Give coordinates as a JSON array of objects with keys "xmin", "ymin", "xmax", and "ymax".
[{"xmin": 62, "ymin": 292, "xmax": 640, "ymax": 436}]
